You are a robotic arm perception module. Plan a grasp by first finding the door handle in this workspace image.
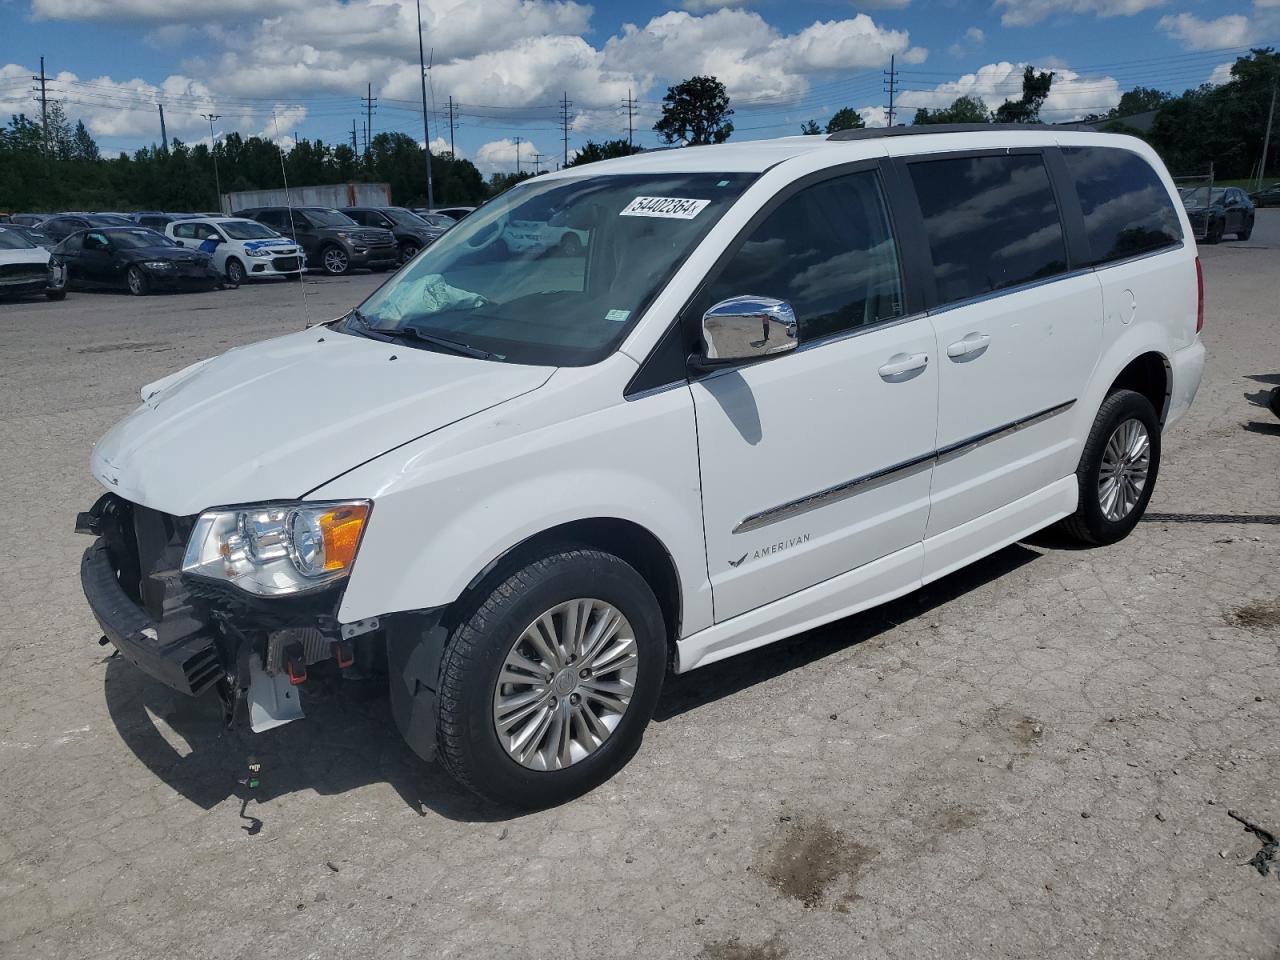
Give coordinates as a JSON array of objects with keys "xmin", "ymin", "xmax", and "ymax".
[
  {"xmin": 878, "ymin": 352, "xmax": 929, "ymax": 380},
  {"xmin": 947, "ymin": 332, "xmax": 991, "ymax": 360}
]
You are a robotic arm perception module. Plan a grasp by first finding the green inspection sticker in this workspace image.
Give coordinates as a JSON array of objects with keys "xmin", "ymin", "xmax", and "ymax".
[{"xmin": 605, "ymin": 309, "xmax": 631, "ymax": 322}]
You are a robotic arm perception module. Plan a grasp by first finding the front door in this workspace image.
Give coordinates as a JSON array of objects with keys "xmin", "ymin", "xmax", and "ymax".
[
  {"xmin": 901, "ymin": 151, "xmax": 1104, "ymax": 557},
  {"xmin": 691, "ymin": 167, "xmax": 939, "ymax": 623},
  {"xmin": 79, "ymin": 232, "xmax": 115, "ymax": 283}
]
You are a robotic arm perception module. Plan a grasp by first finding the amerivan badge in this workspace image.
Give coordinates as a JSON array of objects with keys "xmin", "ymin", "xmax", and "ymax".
[{"xmin": 620, "ymin": 196, "xmax": 710, "ymax": 220}]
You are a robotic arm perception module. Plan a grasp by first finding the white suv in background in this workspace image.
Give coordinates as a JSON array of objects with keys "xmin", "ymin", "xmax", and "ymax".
[
  {"xmin": 79, "ymin": 126, "xmax": 1204, "ymax": 809},
  {"xmin": 166, "ymin": 217, "xmax": 304, "ymax": 284}
]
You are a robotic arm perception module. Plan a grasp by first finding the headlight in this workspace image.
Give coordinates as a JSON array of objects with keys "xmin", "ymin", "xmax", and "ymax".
[
  {"xmin": 182, "ymin": 500, "xmax": 371, "ymax": 596},
  {"xmin": 143, "ymin": 260, "xmax": 176, "ymax": 270},
  {"xmin": 245, "ymin": 248, "xmax": 273, "ymax": 258},
  {"xmin": 334, "ymin": 231, "xmax": 350, "ymax": 239}
]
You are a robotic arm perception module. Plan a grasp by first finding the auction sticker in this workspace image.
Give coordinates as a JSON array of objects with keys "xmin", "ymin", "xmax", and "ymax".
[{"xmin": 620, "ymin": 196, "xmax": 711, "ymax": 219}]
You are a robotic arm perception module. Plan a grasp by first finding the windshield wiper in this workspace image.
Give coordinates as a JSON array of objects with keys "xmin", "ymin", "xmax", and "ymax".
[{"xmin": 395, "ymin": 325, "xmax": 500, "ymax": 361}]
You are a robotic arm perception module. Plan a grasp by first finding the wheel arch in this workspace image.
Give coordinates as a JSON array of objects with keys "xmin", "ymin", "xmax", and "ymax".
[
  {"xmin": 449, "ymin": 517, "xmax": 683, "ymax": 650},
  {"xmin": 1107, "ymin": 350, "xmax": 1171, "ymax": 424}
]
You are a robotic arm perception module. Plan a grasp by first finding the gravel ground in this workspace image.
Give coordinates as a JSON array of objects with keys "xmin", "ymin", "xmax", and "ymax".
[{"xmin": 1, "ymin": 220, "xmax": 1278, "ymax": 960}]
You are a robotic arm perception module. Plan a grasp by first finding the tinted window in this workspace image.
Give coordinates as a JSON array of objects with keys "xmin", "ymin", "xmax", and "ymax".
[
  {"xmin": 697, "ymin": 170, "xmax": 904, "ymax": 342},
  {"xmin": 254, "ymin": 210, "xmax": 284, "ymax": 228},
  {"xmin": 173, "ymin": 222, "xmax": 198, "ymax": 239},
  {"xmin": 0, "ymin": 227, "xmax": 36, "ymax": 250},
  {"xmin": 910, "ymin": 153, "xmax": 1067, "ymax": 305},
  {"xmin": 1062, "ymin": 146, "xmax": 1182, "ymax": 265}
]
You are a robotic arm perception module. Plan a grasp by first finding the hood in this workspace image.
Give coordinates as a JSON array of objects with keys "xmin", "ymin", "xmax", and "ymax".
[
  {"xmin": 92, "ymin": 328, "xmax": 555, "ymax": 515},
  {"xmin": 124, "ymin": 245, "xmax": 209, "ymax": 262},
  {"xmin": 0, "ymin": 247, "xmax": 49, "ymax": 266}
]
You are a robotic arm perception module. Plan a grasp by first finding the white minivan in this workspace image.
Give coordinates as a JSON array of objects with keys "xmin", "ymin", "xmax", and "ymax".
[{"xmin": 78, "ymin": 126, "xmax": 1204, "ymax": 807}]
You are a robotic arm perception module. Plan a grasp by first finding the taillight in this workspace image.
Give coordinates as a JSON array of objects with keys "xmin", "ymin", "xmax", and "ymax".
[{"xmin": 1195, "ymin": 256, "xmax": 1204, "ymax": 333}]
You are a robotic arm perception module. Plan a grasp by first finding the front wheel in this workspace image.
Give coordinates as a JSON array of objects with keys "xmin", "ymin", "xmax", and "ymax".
[
  {"xmin": 398, "ymin": 242, "xmax": 419, "ymax": 264},
  {"xmin": 435, "ymin": 548, "xmax": 667, "ymax": 808},
  {"xmin": 225, "ymin": 257, "xmax": 246, "ymax": 285},
  {"xmin": 320, "ymin": 245, "xmax": 350, "ymax": 275},
  {"xmin": 45, "ymin": 288, "xmax": 66, "ymax": 301},
  {"xmin": 1060, "ymin": 389, "xmax": 1161, "ymax": 545},
  {"xmin": 1238, "ymin": 219, "xmax": 1253, "ymax": 241},
  {"xmin": 126, "ymin": 266, "xmax": 150, "ymax": 296}
]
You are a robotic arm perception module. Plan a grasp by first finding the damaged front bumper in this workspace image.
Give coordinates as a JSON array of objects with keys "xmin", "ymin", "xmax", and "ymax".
[{"xmin": 76, "ymin": 493, "xmax": 378, "ymax": 732}]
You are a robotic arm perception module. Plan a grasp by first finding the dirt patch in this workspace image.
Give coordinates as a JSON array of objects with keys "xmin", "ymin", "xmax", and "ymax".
[
  {"xmin": 935, "ymin": 805, "xmax": 981, "ymax": 834},
  {"xmin": 984, "ymin": 707, "xmax": 1044, "ymax": 748},
  {"xmin": 1229, "ymin": 601, "xmax": 1280, "ymax": 630},
  {"xmin": 702, "ymin": 936, "xmax": 787, "ymax": 960},
  {"xmin": 77, "ymin": 340, "xmax": 169, "ymax": 354},
  {"xmin": 762, "ymin": 817, "xmax": 877, "ymax": 908}
]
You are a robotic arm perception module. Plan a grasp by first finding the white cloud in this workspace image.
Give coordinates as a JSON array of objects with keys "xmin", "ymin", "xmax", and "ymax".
[
  {"xmin": 949, "ymin": 26, "xmax": 985, "ymax": 57},
  {"xmin": 859, "ymin": 105, "xmax": 889, "ymax": 127},
  {"xmin": 680, "ymin": 0, "xmax": 756, "ymax": 11},
  {"xmin": 995, "ymin": 0, "xmax": 1168, "ymax": 27},
  {"xmin": 474, "ymin": 137, "xmax": 546, "ymax": 174},
  {"xmin": 427, "ymin": 136, "xmax": 461, "ymax": 158},
  {"xmin": 897, "ymin": 61, "xmax": 1121, "ymax": 123},
  {"xmin": 33, "ymin": 0, "xmax": 302, "ymax": 20},
  {"xmin": 1208, "ymin": 62, "xmax": 1235, "ymax": 85},
  {"xmin": 1157, "ymin": 13, "xmax": 1254, "ymax": 51}
]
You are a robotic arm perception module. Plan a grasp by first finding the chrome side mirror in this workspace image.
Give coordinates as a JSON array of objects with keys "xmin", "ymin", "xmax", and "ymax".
[{"xmin": 698, "ymin": 295, "xmax": 797, "ymax": 367}]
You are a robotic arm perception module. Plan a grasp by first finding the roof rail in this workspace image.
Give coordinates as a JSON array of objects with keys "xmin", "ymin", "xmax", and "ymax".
[{"xmin": 826, "ymin": 122, "xmax": 1092, "ymax": 142}]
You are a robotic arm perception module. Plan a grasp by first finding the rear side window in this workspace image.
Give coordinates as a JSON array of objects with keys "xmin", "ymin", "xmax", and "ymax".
[
  {"xmin": 1062, "ymin": 146, "xmax": 1182, "ymax": 265},
  {"xmin": 697, "ymin": 170, "xmax": 905, "ymax": 342},
  {"xmin": 910, "ymin": 153, "xmax": 1068, "ymax": 305}
]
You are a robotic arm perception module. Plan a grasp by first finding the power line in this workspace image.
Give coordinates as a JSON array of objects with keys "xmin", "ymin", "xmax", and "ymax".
[
  {"xmin": 361, "ymin": 83, "xmax": 377, "ymax": 155},
  {"xmin": 884, "ymin": 54, "xmax": 898, "ymax": 127},
  {"xmin": 623, "ymin": 87, "xmax": 637, "ymax": 147},
  {"xmin": 33, "ymin": 56, "xmax": 49, "ymax": 157},
  {"xmin": 559, "ymin": 91, "xmax": 572, "ymax": 166}
]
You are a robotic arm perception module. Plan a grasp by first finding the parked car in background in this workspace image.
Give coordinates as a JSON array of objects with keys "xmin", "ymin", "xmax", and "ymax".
[
  {"xmin": 1178, "ymin": 185, "xmax": 1254, "ymax": 242},
  {"xmin": 167, "ymin": 217, "xmax": 304, "ymax": 284},
  {"xmin": 341, "ymin": 206, "xmax": 450, "ymax": 264},
  {"xmin": 0, "ymin": 224, "xmax": 62, "ymax": 300},
  {"xmin": 40, "ymin": 214, "xmax": 138, "ymax": 244},
  {"xmin": 134, "ymin": 212, "xmax": 200, "ymax": 232},
  {"xmin": 1249, "ymin": 182, "xmax": 1280, "ymax": 207},
  {"xmin": 4, "ymin": 223, "xmax": 56, "ymax": 249},
  {"xmin": 92, "ymin": 213, "xmax": 137, "ymax": 224},
  {"xmin": 49, "ymin": 226, "xmax": 221, "ymax": 296},
  {"xmin": 233, "ymin": 206, "xmax": 397, "ymax": 276},
  {"xmin": 9, "ymin": 213, "xmax": 48, "ymax": 227}
]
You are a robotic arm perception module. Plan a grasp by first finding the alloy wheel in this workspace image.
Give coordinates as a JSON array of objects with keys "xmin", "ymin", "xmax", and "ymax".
[
  {"xmin": 1098, "ymin": 418, "xmax": 1150, "ymax": 522},
  {"xmin": 323, "ymin": 247, "xmax": 349, "ymax": 274},
  {"xmin": 492, "ymin": 598, "xmax": 639, "ymax": 771},
  {"xmin": 127, "ymin": 267, "xmax": 144, "ymax": 295}
]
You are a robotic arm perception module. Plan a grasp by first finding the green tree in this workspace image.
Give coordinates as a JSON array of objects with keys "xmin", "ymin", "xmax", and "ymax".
[
  {"xmin": 994, "ymin": 66, "xmax": 1054, "ymax": 123},
  {"xmin": 567, "ymin": 138, "xmax": 643, "ymax": 167},
  {"xmin": 826, "ymin": 107, "xmax": 865, "ymax": 133},
  {"xmin": 800, "ymin": 119, "xmax": 822, "ymax": 135},
  {"xmin": 1111, "ymin": 87, "xmax": 1172, "ymax": 118},
  {"xmin": 913, "ymin": 95, "xmax": 992, "ymax": 125},
  {"xmin": 654, "ymin": 75, "xmax": 734, "ymax": 145},
  {"xmin": 70, "ymin": 120, "xmax": 100, "ymax": 162}
]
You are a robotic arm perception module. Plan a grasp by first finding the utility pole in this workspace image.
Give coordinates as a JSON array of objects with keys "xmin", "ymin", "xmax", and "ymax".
[
  {"xmin": 447, "ymin": 95, "xmax": 456, "ymax": 157},
  {"xmin": 158, "ymin": 103, "xmax": 168, "ymax": 152},
  {"xmin": 201, "ymin": 114, "xmax": 222, "ymax": 212},
  {"xmin": 351, "ymin": 119, "xmax": 358, "ymax": 151},
  {"xmin": 32, "ymin": 56, "xmax": 50, "ymax": 157},
  {"xmin": 514, "ymin": 136, "xmax": 521, "ymax": 175},
  {"xmin": 361, "ymin": 83, "xmax": 377, "ymax": 156},
  {"xmin": 559, "ymin": 91, "xmax": 572, "ymax": 166},
  {"xmin": 883, "ymin": 54, "xmax": 898, "ymax": 127},
  {"xmin": 622, "ymin": 88, "xmax": 637, "ymax": 148},
  {"xmin": 415, "ymin": 0, "xmax": 436, "ymax": 207},
  {"xmin": 1259, "ymin": 80, "xmax": 1277, "ymax": 190},
  {"xmin": 531, "ymin": 152, "xmax": 544, "ymax": 174}
]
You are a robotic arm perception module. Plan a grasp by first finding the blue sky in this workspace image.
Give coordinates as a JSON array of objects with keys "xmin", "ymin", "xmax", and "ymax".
[{"xmin": 1, "ymin": 0, "xmax": 1275, "ymax": 173}]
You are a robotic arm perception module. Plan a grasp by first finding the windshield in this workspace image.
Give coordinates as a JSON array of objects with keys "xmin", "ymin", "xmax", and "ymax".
[
  {"xmin": 355, "ymin": 172, "xmax": 755, "ymax": 366},
  {"xmin": 104, "ymin": 228, "xmax": 175, "ymax": 248},
  {"xmin": 384, "ymin": 207, "xmax": 428, "ymax": 227},
  {"xmin": 417, "ymin": 212, "xmax": 455, "ymax": 229},
  {"xmin": 221, "ymin": 220, "xmax": 279, "ymax": 240},
  {"xmin": 306, "ymin": 208, "xmax": 358, "ymax": 227},
  {"xmin": 1180, "ymin": 187, "xmax": 1227, "ymax": 206},
  {"xmin": 0, "ymin": 227, "xmax": 36, "ymax": 250},
  {"xmin": 89, "ymin": 214, "xmax": 133, "ymax": 225}
]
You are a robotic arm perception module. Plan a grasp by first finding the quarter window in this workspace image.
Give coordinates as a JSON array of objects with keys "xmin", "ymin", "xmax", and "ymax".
[
  {"xmin": 910, "ymin": 153, "xmax": 1068, "ymax": 305},
  {"xmin": 1061, "ymin": 146, "xmax": 1182, "ymax": 265},
  {"xmin": 698, "ymin": 170, "xmax": 904, "ymax": 342}
]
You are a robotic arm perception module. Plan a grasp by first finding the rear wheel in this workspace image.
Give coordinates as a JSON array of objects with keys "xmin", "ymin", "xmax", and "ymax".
[
  {"xmin": 1060, "ymin": 389, "xmax": 1161, "ymax": 546},
  {"xmin": 1205, "ymin": 220, "xmax": 1224, "ymax": 244},
  {"xmin": 126, "ymin": 266, "xmax": 150, "ymax": 296},
  {"xmin": 1238, "ymin": 218, "xmax": 1253, "ymax": 241},
  {"xmin": 435, "ymin": 548, "xmax": 666, "ymax": 808}
]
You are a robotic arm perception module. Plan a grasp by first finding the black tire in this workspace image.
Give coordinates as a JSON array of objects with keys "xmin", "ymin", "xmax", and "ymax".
[
  {"xmin": 1204, "ymin": 220, "xmax": 1224, "ymax": 244},
  {"xmin": 225, "ymin": 257, "xmax": 246, "ymax": 285},
  {"xmin": 320, "ymin": 244, "xmax": 350, "ymax": 275},
  {"xmin": 398, "ymin": 242, "xmax": 420, "ymax": 264},
  {"xmin": 126, "ymin": 265, "xmax": 150, "ymax": 296},
  {"xmin": 45, "ymin": 288, "xmax": 66, "ymax": 301},
  {"xmin": 558, "ymin": 232, "xmax": 583, "ymax": 256},
  {"xmin": 1238, "ymin": 219, "xmax": 1253, "ymax": 241},
  {"xmin": 1060, "ymin": 389, "xmax": 1161, "ymax": 546},
  {"xmin": 1268, "ymin": 386, "xmax": 1280, "ymax": 420},
  {"xmin": 436, "ymin": 547, "xmax": 667, "ymax": 808}
]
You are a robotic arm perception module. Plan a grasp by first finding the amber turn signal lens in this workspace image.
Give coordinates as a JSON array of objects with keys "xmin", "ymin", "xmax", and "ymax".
[{"xmin": 319, "ymin": 503, "xmax": 369, "ymax": 571}]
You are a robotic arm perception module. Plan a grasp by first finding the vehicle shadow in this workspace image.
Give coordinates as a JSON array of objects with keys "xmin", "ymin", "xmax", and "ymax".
[{"xmin": 104, "ymin": 540, "xmax": 1044, "ymax": 825}]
